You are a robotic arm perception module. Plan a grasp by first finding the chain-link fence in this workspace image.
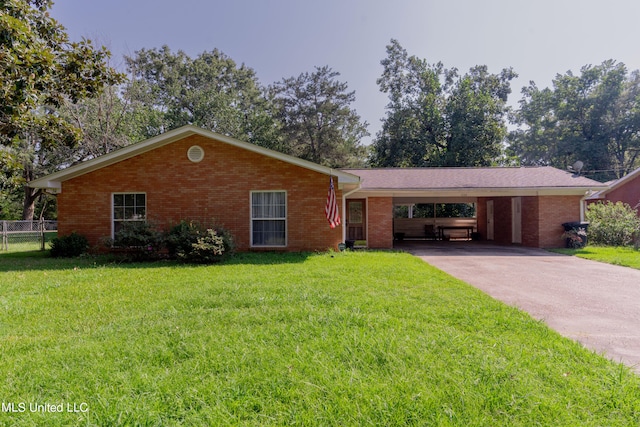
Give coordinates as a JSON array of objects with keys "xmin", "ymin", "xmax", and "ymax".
[{"xmin": 1, "ymin": 220, "xmax": 58, "ymax": 251}]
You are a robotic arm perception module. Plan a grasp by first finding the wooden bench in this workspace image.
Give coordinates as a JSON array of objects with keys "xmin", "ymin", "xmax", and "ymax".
[{"xmin": 438, "ymin": 225, "xmax": 474, "ymax": 240}]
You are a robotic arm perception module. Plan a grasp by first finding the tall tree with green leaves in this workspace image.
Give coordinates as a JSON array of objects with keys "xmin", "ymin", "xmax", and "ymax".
[
  {"xmin": 370, "ymin": 39, "xmax": 516, "ymax": 168},
  {"xmin": 124, "ymin": 46, "xmax": 282, "ymax": 151},
  {"xmin": 0, "ymin": 0, "xmax": 124, "ymax": 219},
  {"xmin": 0, "ymin": 149, "xmax": 22, "ymax": 219},
  {"xmin": 509, "ymin": 60, "xmax": 640, "ymax": 181},
  {"xmin": 269, "ymin": 66, "xmax": 369, "ymax": 167}
]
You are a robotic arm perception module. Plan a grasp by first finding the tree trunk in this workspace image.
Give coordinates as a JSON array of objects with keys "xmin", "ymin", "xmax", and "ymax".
[{"xmin": 22, "ymin": 186, "xmax": 40, "ymax": 220}]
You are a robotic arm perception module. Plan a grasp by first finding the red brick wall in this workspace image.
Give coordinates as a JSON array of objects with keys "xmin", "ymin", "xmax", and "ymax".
[
  {"xmin": 367, "ymin": 197, "xmax": 393, "ymax": 249},
  {"xmin": 57, "ymin": 135, "xmax": 343, "ymax": 252},
  {"xmin": 476, "ymin": 195, "xmax": 581, "ymax": 248},
  {"xmin": 521, "ymin": 196, "xmax": 539, "ymax": 247},
  {"xmin": 595, "ymin": 173, "xmax": 640, "ymax": 214},
  {"xmin": 538, "ymin": 195, "xmax": 583, "ymax": 248}
]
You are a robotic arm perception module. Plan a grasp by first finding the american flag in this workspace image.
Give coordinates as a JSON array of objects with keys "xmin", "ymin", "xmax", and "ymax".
[{"xmin": 325, "ymin": 176, "xmax": 341, "ymax": 229}]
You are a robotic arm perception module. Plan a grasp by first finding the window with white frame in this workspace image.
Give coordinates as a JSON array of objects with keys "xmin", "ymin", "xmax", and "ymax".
[
  {"xmin": 113, "ymin": 193, "xmax": 146, "ymax": 235},
  {"xmin": 251, "ymin": 191, "xmax": 286, "ymax": 246}
]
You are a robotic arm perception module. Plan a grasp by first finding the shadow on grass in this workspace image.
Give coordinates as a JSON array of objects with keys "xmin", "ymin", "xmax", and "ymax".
[
  {"xmin": 548, "ymin": 248, "xmax": 589, "ymax": 255},
  {"xmin": 0, "ymin": 249, "xmax": 314, "ymax": 272}
]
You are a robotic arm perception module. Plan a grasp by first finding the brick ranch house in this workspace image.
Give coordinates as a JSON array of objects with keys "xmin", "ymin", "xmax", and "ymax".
[{"xmin": 29, "ymin": 125, "xmax": 607, "ymax": 251}]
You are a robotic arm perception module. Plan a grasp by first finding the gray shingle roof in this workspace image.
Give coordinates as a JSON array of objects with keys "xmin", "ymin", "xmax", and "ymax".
[{"xmin": 342, "ymin": 167, "xmax": 606, "ymax": 190}]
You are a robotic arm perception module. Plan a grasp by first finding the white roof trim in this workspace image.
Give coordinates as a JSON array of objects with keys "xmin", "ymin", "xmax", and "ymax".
[
  {"xmin": 29, "ymin": 125, "xmax": 361, "ymax": 189},
  {"xmin": 351, "ymin": 187, "xmax": 597, "ymax": 198}
]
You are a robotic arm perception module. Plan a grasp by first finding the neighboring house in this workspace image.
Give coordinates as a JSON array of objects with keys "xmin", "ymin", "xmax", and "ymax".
[
  {"xmin": 30, "ymin": 125, "xmax": 607, "ymax": 251},
  {"xmin": 586, "ymin": 167, "xmax": 640, "ymax": 214}
]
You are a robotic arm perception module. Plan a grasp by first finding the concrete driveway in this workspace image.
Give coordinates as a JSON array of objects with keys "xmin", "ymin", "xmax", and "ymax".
[{"xmin": 398, "ymin": 241, "xmax": 640, "ymax": 373}]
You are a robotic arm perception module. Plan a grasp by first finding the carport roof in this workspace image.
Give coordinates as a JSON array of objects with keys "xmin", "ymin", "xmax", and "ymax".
[{"xmin": 343, "ymin": 166, "xmax": 607, "ymax": 191}]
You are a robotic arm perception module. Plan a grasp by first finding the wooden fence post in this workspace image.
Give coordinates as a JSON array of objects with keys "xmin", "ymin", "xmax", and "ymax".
[
  {"xmin": 40, "ymin": 219, "xmax": 45, "ymax": 251},
  {"xmin": 1, "ymin": 221, "xmax": 6, "ymax": 251}
]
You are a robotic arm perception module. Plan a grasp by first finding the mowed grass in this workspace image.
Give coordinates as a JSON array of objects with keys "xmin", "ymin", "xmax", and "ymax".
[
  {"xmin": 552, "ymin": 245, "xmax": 640, "ymax": 270},
  {"xmin": 1, "ymin": 251, "xmax": 639, "ymax": 426}
]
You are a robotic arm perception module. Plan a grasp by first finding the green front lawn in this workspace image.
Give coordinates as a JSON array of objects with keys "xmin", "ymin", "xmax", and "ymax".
[
  {"xmin": 551, "ymin": 245, "xmax": 640, "ymax": 270},
  {"xmin": 1, "ymin": 250, "xmax": 639, "ymax": 426}
]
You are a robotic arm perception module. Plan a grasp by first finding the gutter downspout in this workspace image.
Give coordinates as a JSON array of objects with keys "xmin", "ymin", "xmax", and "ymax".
[{"xmin": 581, "ymin": 189, "xmax": 595, "ymax": 222}]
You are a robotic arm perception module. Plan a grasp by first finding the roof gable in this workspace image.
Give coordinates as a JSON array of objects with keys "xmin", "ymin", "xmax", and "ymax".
[
  {"xmin": 587, "ymin": 166, "xmax": 640, "ymax": 199},
  {"xmin": 29, "ymin": 125, "xmax": 360, "ymax": 190}
]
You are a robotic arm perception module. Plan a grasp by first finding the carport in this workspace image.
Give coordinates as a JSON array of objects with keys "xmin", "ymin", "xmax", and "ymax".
[
  {"xmin": 392, "ymin": 197, "xmax": 478, "ymax": 241},
  {"xmin": 342, "ymin": 167, "xmax": 607, "ymax": 249}
]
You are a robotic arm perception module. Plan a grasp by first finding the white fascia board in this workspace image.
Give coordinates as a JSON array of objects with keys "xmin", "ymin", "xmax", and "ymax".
[
  {"xmin": 349, "ymin": 187, "xmax": 603, "ymax": 198},
  {"xmin": 42, "ymin": 181, "xmax": 62, "ymax": 192}
]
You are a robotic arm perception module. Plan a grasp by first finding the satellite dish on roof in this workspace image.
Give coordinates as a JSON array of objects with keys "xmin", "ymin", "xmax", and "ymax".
[{"xmin": 572, "ymin": 160, "xmax": 584, "ymax": 174}]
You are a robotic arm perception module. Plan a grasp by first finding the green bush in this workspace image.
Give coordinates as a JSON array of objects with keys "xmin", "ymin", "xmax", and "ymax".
[
  {"xmin": 50, "ymin": 232, "xmax": 89, "ymax": 257},
  {"xmin": 165, "ymin": 220, "xmax": 235, "ymax": 263},
  {"xmin": 165, "ymin": 220, "xmax": 201, "ymax": 258},
  {"xmin": 188, "ymin": 229, "xmax": 228, "ymax": 263},
  {"xmin": 110, "ymin": 221, "xmax": 164, "ymax": 260},
  {"xmin": 586, "ymin": 201, "xmax": 640, "ymax": 246}
]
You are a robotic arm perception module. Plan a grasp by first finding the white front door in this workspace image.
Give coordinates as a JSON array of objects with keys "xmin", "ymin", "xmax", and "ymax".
[
  {"xmin": 512, "ymin": 197, "xmax": 522, "ymax": 244},
  {"xmin": 486, "ymin": 200, "xmax": 494, "ymax": 241}
]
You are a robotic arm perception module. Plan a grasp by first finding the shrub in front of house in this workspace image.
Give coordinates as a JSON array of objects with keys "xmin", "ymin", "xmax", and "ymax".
[
  {"xmin": 110, "ymin": 221, "xmax": 165, "ymax": 260},
  {"xmin": 50, "ymin": 232, "xmax": 89, "ymax": 257},
  {"xmin": 164, "ymin": 220, "xmax": 200, "ymax": 258},
  {"xmin": 586, "ymin": 201, "xmax": 640, "ymax": 246},
  {"xmin": 187, "ymin": 228, "xmax": 230, "ymax": 264},
  {"xmin": 165, "ymin": 220, "xmax": 235, "ymax": 263}
]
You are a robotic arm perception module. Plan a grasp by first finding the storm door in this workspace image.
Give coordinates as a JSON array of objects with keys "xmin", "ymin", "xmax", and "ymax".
[{"xmin": 346, "ymin": 199, "xmax": 366, "ymax": 240}]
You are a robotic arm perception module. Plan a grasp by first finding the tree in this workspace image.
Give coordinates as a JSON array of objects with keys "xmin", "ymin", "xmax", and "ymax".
[
  {"xmin": 443, "ymin": 66, "xmax": 516, "ymax": 166},
  {"xmin": 269, "ymin": 66, "xmax": 368, "ymax": 167},
  {"xmin": 370, "ymin": 39, "xmax": 516, "ymax": 168},
  {"xmin": 58, "ymin": 84, "xmax": 144, "ymax": 162},
  {"xmin": 0, "ymin": 0, "xmax": 123, "ymax": 219},
  {"xmin": 509, "ymin": 60, "xmax": 640, "ymax": 181},
  {"xmin": 0, "ymin": 149, "xmax": 23, "ymax": 219},
  {"xmin": 1, "ymin": 82, "xmax": 138, "ymax": 221},
  {"xmin": 62, "ymin": 86, "xmax": 134, "ymax": 161},
  {"xmin": 124, "ymin": 46, "xmax": 282, "ymax": 151}
]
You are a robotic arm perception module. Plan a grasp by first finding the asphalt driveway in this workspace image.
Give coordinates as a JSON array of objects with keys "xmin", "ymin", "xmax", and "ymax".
[{"xmin": 398, "ymin": 241, "xmax": 640, "ymax": 373}]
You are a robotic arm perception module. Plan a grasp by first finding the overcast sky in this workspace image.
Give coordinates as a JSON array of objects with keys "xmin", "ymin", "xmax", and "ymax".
[{"xmin": 50, "ymin": 0, "xmax": 640, "ymax": 143}]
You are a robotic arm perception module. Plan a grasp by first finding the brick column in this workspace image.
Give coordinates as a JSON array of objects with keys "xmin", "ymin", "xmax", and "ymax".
[{"xmin": 367, "ymin": 197, "xmax": 394, "ymax": 249}]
